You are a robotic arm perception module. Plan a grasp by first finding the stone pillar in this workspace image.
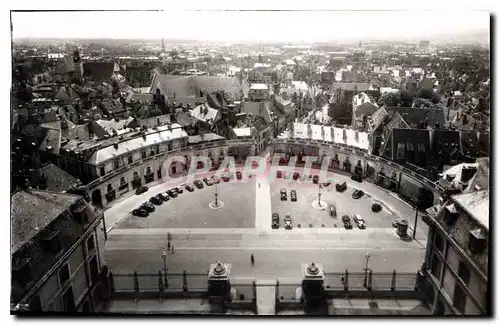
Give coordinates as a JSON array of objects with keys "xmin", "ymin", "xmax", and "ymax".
[
  {"xmin": 207, "ymin": 261, "xmax": 232, "ymax": 300},
  {"xmin": 301, "ymin": 262, "xmax": 325, "ymax": 308}
]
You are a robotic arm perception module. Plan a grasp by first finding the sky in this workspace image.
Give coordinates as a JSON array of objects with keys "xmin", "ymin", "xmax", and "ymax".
[{"xmin": 11, "ymin": 10, "xmax": 490, "ymax": 42}]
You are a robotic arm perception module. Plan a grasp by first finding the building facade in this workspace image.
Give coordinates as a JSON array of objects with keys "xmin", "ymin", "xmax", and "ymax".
[
  {"xmin": 11, "ymin": 190, "xmax": 108, "ymax": 313},
  {"xmin": 423, "ymin": 190, "xmax": 489, "ymax": 315}
]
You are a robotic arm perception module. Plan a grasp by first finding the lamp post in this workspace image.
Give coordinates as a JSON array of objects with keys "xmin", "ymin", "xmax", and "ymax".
[
  {"xmin": 162, "ymin": 250, "xmax": 168, "ymax": 288},
  {"xmin": 214, "ymin": 183, "xmax": 219, "ymax": 207},
  {"xmin": 317, "ymin": 183, "xmax": 322, "ymax": 207},
  {"xmin": 363, "ymin": 252, "xmax": 371, "ymax": 287}
]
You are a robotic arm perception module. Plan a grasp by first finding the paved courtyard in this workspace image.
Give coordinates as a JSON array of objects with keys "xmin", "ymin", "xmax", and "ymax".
[
  {"xmin": 115, "ymin": 178, "xmax": 256, "ymax": 229},
  {"xmin": 270, "ymin": 178, "xmax": 396, "ymax": 229}
]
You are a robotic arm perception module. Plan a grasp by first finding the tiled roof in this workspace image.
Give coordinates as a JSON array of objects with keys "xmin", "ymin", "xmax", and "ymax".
[
  {"xmin": 452, "ymin": 190, "xmax": 489, "ymax": 230},
  {"xmin": 190, "ymin": 103, "xmax": 220, "ymax": 125},
  {"xmin": 38, "ymin": 128, "xmax": 62, "ymax": 155},
  {"xmin": 386, "ymin": 106, "xmax": 445, "ymax": 128},
  {"xmin": 53, "ymin": 56, "xmax": 75, "ymax": 75},
  {"xmin": 38, "ymin": 163, "xmax": 78, "ymax": 192},
  {"xmin": 188, "ymin": 133, "xmax": 225, "ymax": 144},
  {"xmin": 465, "ymin": 158, "xmax": 490, "ymax": 193},
  {"xmin": 126, "ymin": 92, "xmax": 154, "ymax": 104},
  {"xmin": 11, "ymin": 189, "xmax": 81, "ymax": 253},
  {"xmin": 331, "ymin": 83, "xmax": 372, "ymax": 92},
  {"xmin": 432, "ymin": 129, "xmax": 461, "ymax": 155},
  {"xmin": 369, "ymin": 107, "xmax": 389, "ymax": 131}
]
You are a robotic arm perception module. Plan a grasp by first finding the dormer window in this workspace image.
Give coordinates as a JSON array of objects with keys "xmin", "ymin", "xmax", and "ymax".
[
  {"xmin": 40, "ymin": 229, "xmax": 61, "ymax": 254},
  {"xmin": 443, "ymin": 204, "xmax": 459, "ymax": 225},
  {"xmin": 12, "ymin": 256, "xmax": 32, "ymax": 287},
  {"xmin": 468, "ymin": 228, "xmax": 487, "ymax": 254}
]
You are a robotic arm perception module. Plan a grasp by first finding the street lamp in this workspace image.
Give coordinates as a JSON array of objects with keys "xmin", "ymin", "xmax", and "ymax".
[
  {"xmin": 214, "ymin": 182, "xmax": 219, "ymax": 207},
  {"xmin": 363, "ymin": 252, "xmax": 371, "ymax": 287},
  {"xmin": 317, "ymin": 183, "xmax": 322, "ymax": 207},
  {"xmin": 162, "ymin": 250, "xmax": 168, "ymax": 288}
]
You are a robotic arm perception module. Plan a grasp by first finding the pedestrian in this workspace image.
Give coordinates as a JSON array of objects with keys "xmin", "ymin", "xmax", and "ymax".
[
  {"xmin": 341, "ymin": 275, "xmax": 345, "ymax": 285},
  {"xmin": 258, "ymin": 182, "xmax": 260, "ymax": 188},
  {"xmin": 167, "ymin": 241, "xmax": 171, "ymax": 251},
  {"xmin": 171, "ymin": 245, "xmax": 174, "ymax": 254}
]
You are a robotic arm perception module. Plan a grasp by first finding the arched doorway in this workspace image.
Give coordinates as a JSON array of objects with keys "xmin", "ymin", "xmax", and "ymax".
[
  {"xmin": 105, "ymin": 184, "xmax": 116, "ymax": 203},
  {"xmin": 91, "ymin": 189, "xmax": 102, "ymax": 207},
  {"xmin": 144, "ymin": 166, "xmax": 154, "ymax": 183},
  {"xmin": 131, "ymin": 171, "xmax": 142, "ymax": 189},
  {"xmin": 119, "ymin": 176, "xmax": 129, "ymax": 192}
]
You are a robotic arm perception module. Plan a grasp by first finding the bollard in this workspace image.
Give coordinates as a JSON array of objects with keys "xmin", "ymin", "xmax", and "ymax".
[
  {"xmin": 367, "ymin": 270, "xmax": 373, "ymax": 291},
  {"xmin": 344, "ymin": 270, "xmax": 349, "ymax": 291},
  {"xmin": 391, "ymin": 270, "xmax": 396, "ymax": 292},
  {"xmin": 182, "ymin": 270, "xmax": 188, "ymax": 296},
  {"xmin": 133, "ymin": 271, "xmax": 139, "ymax": 301},
  {"xmin": 158, "ymin": 271, "xmax": 164, "ymax": 293}
]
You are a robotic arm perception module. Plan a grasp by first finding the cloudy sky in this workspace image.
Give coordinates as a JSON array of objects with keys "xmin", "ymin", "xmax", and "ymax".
[{"xmin": 11, "ymin": 10, "xmax": 490, "ymax": 42}]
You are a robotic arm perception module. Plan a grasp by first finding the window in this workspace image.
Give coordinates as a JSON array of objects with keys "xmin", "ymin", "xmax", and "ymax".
[
  {"xmin": 133, "ymin": 171, "xmax": 140, "ymax": 179},
  {"xmin": 468, "ymin": 229, "xmax": 487, "ymax": 255},
  {"xmin": 62, "ymin": 286, "xmax": 75, "ymax": 312},
  {"xmin": 417, "ymin": 143, "xmax": 426, "ymax": 152},
  {"xmin": 120, "ymin": 177, "xmax": 127, "ymax": 186},
  {"xmin": 154, "ymin": 145, "xmax": 160, "ymax": 155},
  {"xmin": 406, "ymin": 142, "xmax": 414, "ymax": 151},
  {"xmin": 113, "ymin": 160, "xmax": 119, "ymax": 170},
  {"xmin": 141, "ymin": 150, "xmax": 146, "ymax": 159},
  {"xmin": 58, "ymin": 263, "xmax": 71, "ymax": 286},
  {"xmin": 88, "ymin": 255, "xmax": 99, "ymax": 286},
  {"xmin": 127, "ymin": 156, "xmax": 133, "ymax": 164},
  {"xmin": 168, "ymin": 142, "xmax": 173, "ymax": 151},
  {"xmin": 457, "ymin": 261, "xmax": 470, "ymax": 285},
  {"xmin": 453, "ymin": 284, "xmax": 467, "ymax": 313},
  {"xmin": 107, "ymin": 184, "xmax": 113, "ymax": 192},
  {"xmin": 434, "ymin": 231, "xmax": 444, "ymax": 252},
  {"xmin": 99, "ymin": 167, "xmax": 105, "ymax": 177},
  {"xmin": 145, "ymin": 166, "xmax": 152, "ymax": 175},
  {"xmin": 87, "ymin": 234, "xmax": 95, "ymax": 253},
  {"xmin": 396, "ymin": 143, "xmax": 405, "ymax": 159},
  {"xmin": 430, "ymin": 253, "xmax": 441, "ymax": 278}
]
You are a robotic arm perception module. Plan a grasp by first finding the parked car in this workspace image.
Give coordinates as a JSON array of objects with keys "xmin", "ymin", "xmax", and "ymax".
[
  {"xmin": 322, "ymin": 180, "xmax": 332, "ymax": 188},
  {"xmin": 157, "ymin": 193, "xmax": 170, "ymax": 201},
  {"xmin": 352, "ymin": 214, "xmax": 366, "ymax": 229},
  {"xmin": 272, "ymin": 213, "xmax": 280, "ymax": 229},
  {"xmin": 175, "ymin": 186, "xmax": 184, "ymax": 194},
  {"xmin": 149, "ymin": 196, "xmax": 163, "ymax": 205},
  {"xmin": 342, "ymin": 215, "xmax": 353, "ymax": 229},
  {"xmin": 135, "ymin": 186, "xmax": 149, "ymax": 195},
  {"xmin": 221, "ymin": 173, "xmax": 230, "ymax": 182},
  {"xmin": 352, "ymin": 189, "xmax": 364, "ymax": 199},
  {"xmin": 293, "ymin": 172, "xmax": 300, "ymax": 180},
  {"xmin": 203, "ymin": 177, "xmax": 213, "ymax": 186},
  {"xmin": 284, "ymin": 215, "xmax": 292, "ymax": 229},
  {"xmin": 371, "ymin": 203, "xmax": 382, "ymax": 212},
  {"xmin": 329, "ymin": 204, "xmax": 337, "ymax": 217},
  {"xmin": 351, "ymin": 174, "xmax": 363, "ymax": 183},
  {"xmin": 280, "ymin": 188, "xmax": 287, "ymax": 201},
  {"xmin": 132, "ymin": 208, "xmax": 149, "ymax": 217},
  {"xmin": 313, "ymin": 175, "xmax": 319, "ymax": 184},
  {"xmin": 194, "ymin": 180, "xmax": 204, "ymax": 189},
  {"xmin": 336, "ymin": 182, "xmax": 347, "ymax": 192},
  {"xmin": 184, "ymin": 183, "xmax": 195, "ymax": 192},
  {"xmin": 290, "ymin": 190, "xmax": 297, "ymax": 202},
  {"xmin": 141, "ymin": 202, "xmax": 155, "ymax": 212},
  {"xmin": 211, "ymin": 176, "xmax": 220, "ymax": 184},
  {"xmin": 236, "ymin": 171, "xmax": 242, "ymax": 180},
  {"xmin": 166, "ymin": 189, "xmax": 178, "ymax": 198},
  {"xmin": 277, "ymin": 170, "xmax": 283, "ymax": 179}
]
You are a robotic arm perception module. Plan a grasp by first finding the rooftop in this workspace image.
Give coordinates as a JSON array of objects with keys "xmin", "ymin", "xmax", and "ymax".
[
  {"xmin": 452, "ymin": 190, "xmax": 489, "ymax": 230},
  {"xmin": 88, "ymin": 124, "xmax": 188, "ymax": 165},
  {"xmin": 11, "ymin": 189, "xmax": 81, "ymax": 253}
]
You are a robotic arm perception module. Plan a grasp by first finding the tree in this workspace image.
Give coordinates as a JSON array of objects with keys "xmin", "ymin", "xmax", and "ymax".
[{"xmin": 400, "ymin": 91, "xmax": 414, "ymax": 107}]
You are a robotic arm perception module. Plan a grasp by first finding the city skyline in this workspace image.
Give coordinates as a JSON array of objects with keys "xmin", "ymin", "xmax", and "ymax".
[{"xmin": 11, "ymin": 10, "xmax": 490, "ymax": 43}]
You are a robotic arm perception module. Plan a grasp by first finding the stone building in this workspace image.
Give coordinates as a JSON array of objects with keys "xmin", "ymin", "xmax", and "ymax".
[
  {"xmin": 423, "ymin": 190, "xmax": 489, "ymax": 315},
  {"xmin": 11, "ymin": 189, "xmax": 108, "ymax": 312}
]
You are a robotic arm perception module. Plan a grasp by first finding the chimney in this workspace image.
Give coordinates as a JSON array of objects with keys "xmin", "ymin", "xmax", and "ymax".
[{"xmin": 157, "ymin": 117, "xmax": 160, "ymax": 126}]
